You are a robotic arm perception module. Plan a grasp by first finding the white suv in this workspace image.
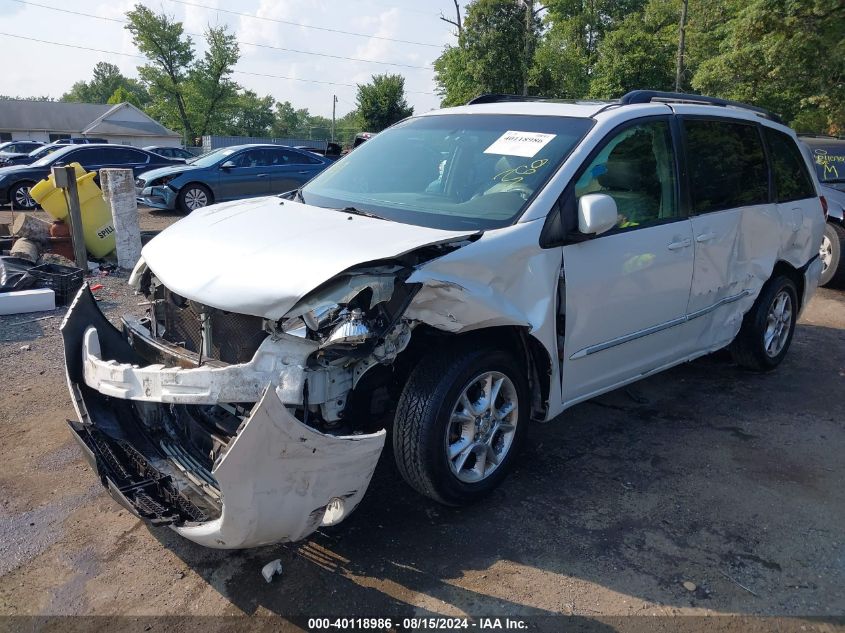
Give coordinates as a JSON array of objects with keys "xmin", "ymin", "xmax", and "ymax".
[{"xmin": 62, "ymin": 91, "xmax": 825, "ymax": 548}]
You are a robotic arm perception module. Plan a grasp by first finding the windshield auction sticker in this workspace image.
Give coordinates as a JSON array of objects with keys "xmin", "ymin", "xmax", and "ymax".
[{"xmin": 484, "ymin": 131, "xmax": 557, "ymax": 158}]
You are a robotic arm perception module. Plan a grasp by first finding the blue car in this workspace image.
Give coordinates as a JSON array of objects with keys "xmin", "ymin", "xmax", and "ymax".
[{"xmin": 136, "ymin": 144, "xmax": 331, "ymax": 212}]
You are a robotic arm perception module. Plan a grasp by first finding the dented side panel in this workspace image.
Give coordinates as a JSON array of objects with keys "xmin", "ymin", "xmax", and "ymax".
[{"xmin": 175, "ymin": 386, "xmax": 386, "ymax": 549}]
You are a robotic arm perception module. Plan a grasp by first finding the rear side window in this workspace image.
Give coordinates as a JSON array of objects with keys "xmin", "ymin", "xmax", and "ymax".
[
  {"xmin": 683, "ymin": 120, "xmax": 768, "ymax": 214},
  {"xmin": 764, "ymin": 129, "xmax": 816, "ymax": 201}
]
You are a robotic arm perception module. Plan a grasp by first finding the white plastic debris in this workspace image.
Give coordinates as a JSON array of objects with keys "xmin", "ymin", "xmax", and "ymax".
[{"xmin": 261, "ymin": 559, "xmax": 283, "ymax": 583}]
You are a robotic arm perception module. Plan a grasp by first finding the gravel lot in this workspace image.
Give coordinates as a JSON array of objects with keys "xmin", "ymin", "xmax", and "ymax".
[{"xmin": 0, "ymin": 207, "xmax": 843, "ymax": 630}]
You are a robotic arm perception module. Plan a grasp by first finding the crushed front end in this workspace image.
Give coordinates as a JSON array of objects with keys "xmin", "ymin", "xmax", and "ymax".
[{"xmin": 59, "ymin": 263, "xmax": 425, "ymax": 547}]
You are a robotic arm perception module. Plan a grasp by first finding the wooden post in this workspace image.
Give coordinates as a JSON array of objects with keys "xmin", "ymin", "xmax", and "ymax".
[{"xmin": 57, "ymin": 166, "xmax": 88, "ymax": 271}]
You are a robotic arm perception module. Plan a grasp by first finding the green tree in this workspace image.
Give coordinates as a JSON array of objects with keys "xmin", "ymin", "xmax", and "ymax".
[
  {"xmin": 62, "ymin": 62, "xmax": 148, "ymax": 105},
  {"xmin": 587, "ymin": 0, "xmax": 681, "ymax": 98},
  {"xmin": 125, "ymin": 4, "xmax": 240, "ymax": 139},
  {"xmin": 223, "ymin": 90, "xmax": 275, "ymax": 137},
  {"xmin": 107, "ymin": 86, "xmax": 143, "ymax": 108},
  {"xmin": 692, "ymin": 0, "xmax": 845, "ymax": 133},
  {"xmin": 356, "ymin": 74, "xmax": 413, "ymax": 132},
  {"xmin": 272, "ymin": 101, "xmax": 304, "ymax": 137},
  {"xmin": 434, "ymin": 0, "xmax": 538, "ymax": 106}
]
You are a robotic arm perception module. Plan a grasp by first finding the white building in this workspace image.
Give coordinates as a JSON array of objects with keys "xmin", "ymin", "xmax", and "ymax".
[{"xmin": 0, "ymin": 100, "xmax": 181, "ymax": 147}]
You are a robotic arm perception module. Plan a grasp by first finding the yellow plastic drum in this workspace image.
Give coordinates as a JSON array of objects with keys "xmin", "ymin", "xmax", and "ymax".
[
  {"xmin": 29, "ymin": 163, "xmax": 116, "ymax": 257},
  {"xmin": 29, "ymin": 162, "xmax": 86, "ymax": 220}
]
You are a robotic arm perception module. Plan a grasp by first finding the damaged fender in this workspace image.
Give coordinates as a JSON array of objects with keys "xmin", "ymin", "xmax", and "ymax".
[{"xmin": 175, "ymin": 385, "xmax": 385, "ymax": 548}]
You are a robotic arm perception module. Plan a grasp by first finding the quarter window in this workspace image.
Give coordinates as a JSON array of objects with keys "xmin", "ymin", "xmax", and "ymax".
[
  {"xmin": 764, "ymin": 129, "xmax": 816, "ymax": 201},
  {"xmin": 575, "ymin": 120, "xmax": 679, "ymax": 229},
  {"xmin": 684, "ymin": 120, "xmax": 768, "ymax": 214}
]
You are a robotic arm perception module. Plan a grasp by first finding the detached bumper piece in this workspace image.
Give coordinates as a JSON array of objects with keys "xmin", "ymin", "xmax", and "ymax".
[
  {"xmin": 61, "ymin": 285, "xmax": 386, "ymax": 548},
  {"xmin": 62, "ymin": 285, "xmax": 221, "ymax": 526},
  {"xmin": 68, "ymin": 419, "xmax": 209, "ymax": 525}
]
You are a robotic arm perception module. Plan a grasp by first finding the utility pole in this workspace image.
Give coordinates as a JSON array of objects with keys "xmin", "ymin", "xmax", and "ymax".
[
  {"xmin": 331, "ymin": 94, "xmax": 338, "ymax": 143},
  {"xmin": 675, "ymin": 0, "xmax": 689, "ymax": 92},
  {"xmin": 522, "ymin": 0, "xmax": 533, "ymax": 96}
]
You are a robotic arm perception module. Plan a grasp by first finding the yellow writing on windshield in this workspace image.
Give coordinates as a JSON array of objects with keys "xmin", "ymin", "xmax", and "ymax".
[{"xmin": 494, "ymin": 158, "xmax": 549, "ymax": 184}]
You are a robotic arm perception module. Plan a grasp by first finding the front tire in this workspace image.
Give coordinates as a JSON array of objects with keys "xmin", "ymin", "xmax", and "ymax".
[
  {"xmin": 393, "ymin": 345, "xmax": 528, "ymax": 506},
  {"xmin": 819, "ymin": 222, "xmax": 845, "ymax": 287},
  {"xmin": 10, "ymin": 181, "xmax": 37, "ymax": 210},
  {"xmin": 177, "ymin": 183, "xmax": 212, "ymax": 213},
  {"xmin": 730, "ymin": 275, "xmax": 798, "ymax": 371}
]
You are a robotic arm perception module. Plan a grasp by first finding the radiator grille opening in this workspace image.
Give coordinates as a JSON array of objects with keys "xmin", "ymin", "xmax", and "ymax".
[{"xmin": 155, "ymin": 286, "xmax": 267, "ymax": 364}]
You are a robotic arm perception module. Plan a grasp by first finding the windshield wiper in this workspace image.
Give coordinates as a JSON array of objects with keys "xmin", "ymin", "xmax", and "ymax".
[{"xmin": 338, "ymin": 206, "xmax": 392, "ymax": 221}]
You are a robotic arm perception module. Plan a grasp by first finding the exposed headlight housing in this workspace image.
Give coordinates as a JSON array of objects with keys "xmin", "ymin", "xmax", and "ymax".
[
  {"xmin": 302, "ymin": 304, "xmax": 339, "ymax": 331},
  {"xmin": 322, "ymin": 309, "xmax": 373, "ymax": 346}
]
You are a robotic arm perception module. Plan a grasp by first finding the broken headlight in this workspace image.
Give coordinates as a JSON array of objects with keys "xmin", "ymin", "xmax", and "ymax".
[
  {"xmin": 323, "ymin": 309, "xmax": 373, "ymax": 346},
  {"xmin": 302, "ymin": 304, "xmax": 339, "ymax": 331}
]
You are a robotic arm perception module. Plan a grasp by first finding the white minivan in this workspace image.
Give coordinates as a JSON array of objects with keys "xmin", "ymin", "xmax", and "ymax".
[{"xmin": 62, "ymin": 91, "xmax": 825, "ymax": 548}]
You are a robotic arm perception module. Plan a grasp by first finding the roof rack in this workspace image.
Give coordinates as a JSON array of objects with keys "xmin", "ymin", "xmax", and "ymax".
[
  {"xmin": 466, "ymin": 93, "xmax": 610, "ymax": 106},
  {"xmin": 620, "ymin": 90, "xmax": 783, "ymax": 123},
  {"xmin": 467, "ymin": 94, "xmax": 555, "ymax": 105}
]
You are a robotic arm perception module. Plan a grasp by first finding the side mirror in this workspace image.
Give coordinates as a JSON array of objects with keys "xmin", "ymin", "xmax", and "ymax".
[
  {"xmin": 578, "ymin": 193, "xmax": 618, "ymax": 235},
  {"xmin": 220, "ymin": 160, "xmax": 236, "ymax": 169}
]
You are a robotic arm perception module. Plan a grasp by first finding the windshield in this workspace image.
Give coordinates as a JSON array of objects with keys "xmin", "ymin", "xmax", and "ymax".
[
  {"xmin": 188, "ymin": 147, "xmax": 238, "ymax": 167},
  {"xmin": 31, "ymin": 146, "xmax": 72, "ymax": 167},
  {"xmin": 808, "ymin": 144, "xmax": 845, "ymax": 184},
  {"xmin": 300, "ymin": 114, "xmax": 593, "ymax": 230}
]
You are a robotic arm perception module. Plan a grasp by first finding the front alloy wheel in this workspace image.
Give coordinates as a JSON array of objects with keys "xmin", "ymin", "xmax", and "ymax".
[
  {"xmin": 11, "ymin": 183, "xmax": 36, "ymax": 210},
  {"xmin": 446, "ymin": 371, "xmax": 518, "ymax": 483},
  {"xmin": 393, "ymin": 345, "xmax": 528, "ymax": 505},
  {"xmin": 183, "ymin": 187, "xmax": 208, "ymax": 209},
  {"xmin": 178, "ymin": 184, "xmax": 212, "ymax": 212}
]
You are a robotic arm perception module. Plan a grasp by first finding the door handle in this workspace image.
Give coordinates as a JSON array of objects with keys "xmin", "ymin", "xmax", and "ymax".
[
  {"xmin": 257, "ymin": 173, "xmax": 268, "ymax": 178},
  {"xmin": 667, "ymin": 238, "xmax": 692, "ymax": 251},
  {"xmin": 297, "ymin": 170, "xmax": 309, "ymax": 174},
  {"xmin": 695, "ymin": 231, "xmax": 717, "ymax": 243}
]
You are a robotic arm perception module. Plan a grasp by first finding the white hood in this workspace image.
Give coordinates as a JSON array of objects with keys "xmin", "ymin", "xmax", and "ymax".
[{"xmin": 141, "ymin": 197, "xmax": 473, "ymax": 320}]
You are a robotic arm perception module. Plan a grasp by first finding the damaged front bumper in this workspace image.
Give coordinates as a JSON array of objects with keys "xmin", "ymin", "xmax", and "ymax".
[
  {"xmin": 137, "ymin": 185, "xmax": 178, "ymax": 211},
  {"xmin": 61, "ymin": 286, "xmax": 385, "ymax": 548}
]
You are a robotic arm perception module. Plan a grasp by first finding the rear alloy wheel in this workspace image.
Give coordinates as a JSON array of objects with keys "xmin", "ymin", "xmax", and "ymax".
[
  {"xmin": 10, "ymin": 182, "xmax": 37, "ymax": 210},
  {"xmin": 393, "ymin": 346, "xmax": 528, "ymax": 505},
  {"xmin": 819, "ymin": 222, "xmax": 845, "ymax": 287},
  {"xmin": 730, "ymin": 275, "xmax": 798, "ymax": 371},
  {"xmin": 178, "ymin": 184, "xmax": 211, "ymax": 212}
]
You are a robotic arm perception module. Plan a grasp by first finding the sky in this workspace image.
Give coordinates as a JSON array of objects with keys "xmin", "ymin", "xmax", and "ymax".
[{"xmin": 0, "ymin": 0, "xmax": 461, "ymax": 118}]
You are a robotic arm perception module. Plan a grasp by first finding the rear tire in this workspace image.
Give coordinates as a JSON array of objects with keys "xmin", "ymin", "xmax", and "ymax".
[
  {"xmin": 730, "ymin": 275, "xmax": 798, "ymax": 371},
  {"xmin": 819, "ymin": 222, "xmax": 845, "ymax": 288},
  {"xmin": 393, "ymin": 345, "xmax": 528, "ymax": 506},
  {"xmin": 177, "ymin": 183, "xmax": 212, "ymax": 213}
]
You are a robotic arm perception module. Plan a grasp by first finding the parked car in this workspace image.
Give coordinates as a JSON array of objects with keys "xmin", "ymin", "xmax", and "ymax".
[
  {"xmin": 294, "ymin": 142, "xmax": 342, "ymax": 160},
  {"xmin": 0, "ymin": 140, "xmax": 43, "ymax": 158},
  {"xmin": 799, "ymin": 134, "xmax": 845, "ymax": 287},
  {"xmin": 0, "ymin": 144, "xmax": 183, "ymax": 209},
  {"xmin": 135, "ymin": 143, "xmax": 331, "ymax": 212},
  {"xmin": 52, "ymin": 137, "xmax": 109, "ymax": 145},
  {"xmin": 144, "ymin": 145, "xmax": 196, "ymax": 162},
  {"xmin": 0, "ymin": 143, "xmax": 63, "ymax": 168},
  {"xmin": 61, "ymin": 90, "xmax": 824, "ymax": 548}
]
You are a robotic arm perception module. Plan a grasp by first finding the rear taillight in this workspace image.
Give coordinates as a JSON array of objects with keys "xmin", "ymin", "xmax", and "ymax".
[{"xmin": 820, "ymin": 196, "xmax": 829, "ymax": 219}]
